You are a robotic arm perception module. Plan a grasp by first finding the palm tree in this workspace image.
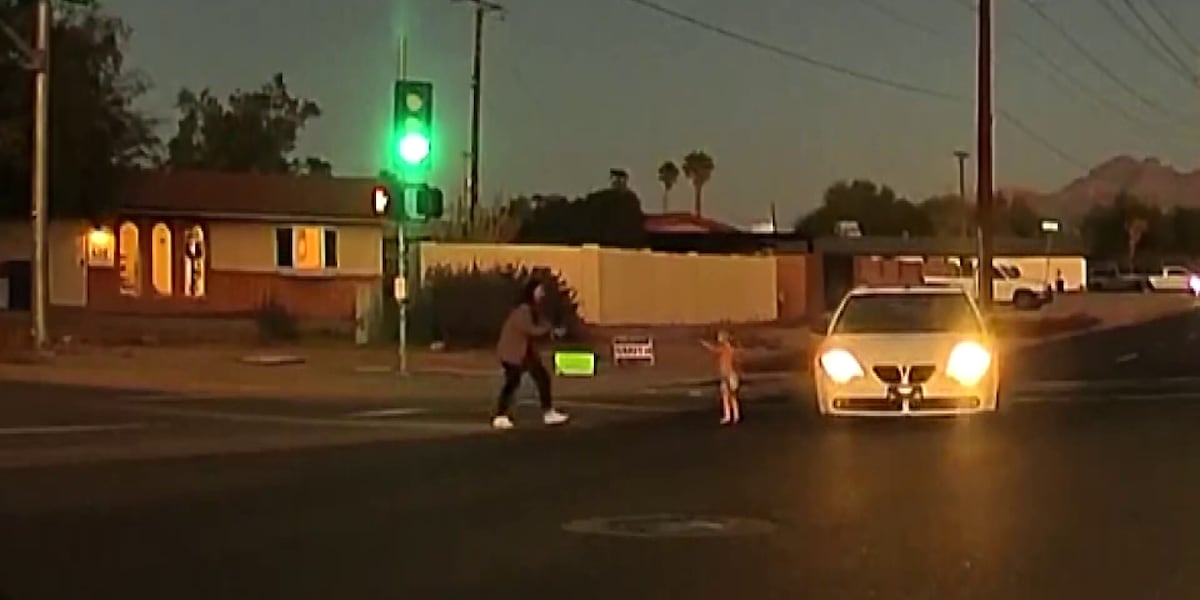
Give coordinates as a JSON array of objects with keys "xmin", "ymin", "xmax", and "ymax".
[
  {"xmin": 682, "ymin": 151, "xmax": 715, "ymax": 216},
  {"xmin": 657, "ymin": 161, "xmax": 680, "ymax": 213}
]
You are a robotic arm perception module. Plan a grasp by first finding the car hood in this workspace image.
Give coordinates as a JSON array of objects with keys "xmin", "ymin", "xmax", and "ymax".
[{"xmin": 819, "ymin": 332, "xmax": 990, "ymax": 365}]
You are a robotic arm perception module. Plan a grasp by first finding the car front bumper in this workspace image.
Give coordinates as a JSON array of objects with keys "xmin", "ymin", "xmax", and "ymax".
[{"xmin": 814, "ymin": 371, "xmax": 1000, "ymax": 417}]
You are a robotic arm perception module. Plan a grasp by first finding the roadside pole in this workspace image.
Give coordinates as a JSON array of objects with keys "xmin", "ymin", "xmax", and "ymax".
[
  {"xmin": 397, "ymin": 220, "xmax": 408, "ymax": 376},
  {"xmin": 32, "ymin": 0, "xmax": 50, "ymax": 349}
]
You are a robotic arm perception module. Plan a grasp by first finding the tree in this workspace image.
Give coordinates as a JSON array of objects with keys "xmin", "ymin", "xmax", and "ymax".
[
  {"xmin": 657, "ymin": 160, "xmax": 680, "ymax": 213},
  {"xmin": 681, "ymin": 150, "xmax": 714, "ymax": 216},
  {"xmin": 516, "ymin": 187, "xmax": 646, "ymax": 248},
  {"xmin": 0, "ymin": 1, "xmax": 159, "ymax": 217},
  {"xmin": 1081, "ymin": 191, "xmax": 1167, "ymax": 265},
  {"xmin": 165, "ymin": 73, "xmax": 329, "ymax": 173},
  {"xmin": 919, "ymin": 194, "xmax": 971, "ymax": 237},
  {"xmin": 796, "ymin": 179, "xmax": 933, "ymax": 237}
]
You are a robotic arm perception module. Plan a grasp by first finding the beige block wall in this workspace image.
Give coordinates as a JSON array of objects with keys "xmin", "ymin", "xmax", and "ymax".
[
  {"xmin": 0, "ymin": 220, "xmax": 88, "ymax": 307},
  {"xmin": 418, "ymin": 242, "xmax": 777, "ymax": 325},
  {"xmin": 209, "ymin": 221, "xmax": 382, "ymax": 276}
]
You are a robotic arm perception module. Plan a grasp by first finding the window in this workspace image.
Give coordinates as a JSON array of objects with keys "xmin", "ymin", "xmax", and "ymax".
[
  {"xmin": 151, "ymin": 223, "xmax": 172, "ymax": 296},
  {"xmin": 118, "ymin": 221, "xmax": 141, "ymax": 296},
  {"xmin": 833, "ymin": 292, "xmax": 983, "ymax": 335},
  {"xmin": 275, "ymin": 226, "xmax": 338, "ymax": 271},
  {"xmin": 184, "ymin": 225, "xmax": 207, "ymax": 298}
]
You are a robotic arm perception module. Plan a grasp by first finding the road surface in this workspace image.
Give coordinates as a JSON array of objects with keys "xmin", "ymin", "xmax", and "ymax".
[{"xmin": 1, "ymin": 308, "xmax": 1199, "ymax": 598}]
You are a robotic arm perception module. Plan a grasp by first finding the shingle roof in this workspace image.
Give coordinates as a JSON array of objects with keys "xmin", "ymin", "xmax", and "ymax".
[
  {"xmin": 117, "ymin": 170, "xmax": 382, "ymax": 222},
  {"xmin": 643, "ymin": 212, "xmax": 741, "ymax": 233}
]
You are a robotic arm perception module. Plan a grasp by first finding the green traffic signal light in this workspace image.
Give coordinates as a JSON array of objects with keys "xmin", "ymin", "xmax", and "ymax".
[
  {"xmin": 393, "ymin": 80, "xmax": 433, "ymax": 179},
  {"xmin": 398, "ymin": 132, "xmax": 430, "ymax": 165}
]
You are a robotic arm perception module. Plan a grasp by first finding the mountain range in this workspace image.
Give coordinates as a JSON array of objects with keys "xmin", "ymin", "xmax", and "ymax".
[{"xmin": 1020, "ymin": 156, "xmax": 1200, "ymax": 218}]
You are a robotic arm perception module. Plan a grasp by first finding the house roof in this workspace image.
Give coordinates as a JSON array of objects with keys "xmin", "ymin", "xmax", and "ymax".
[
  {"xmin": 643, "ymin": 212, "xmax": 741, "ymax": 234},
  {"xmin": 117, "ymin": 170, "xmax": 382, "ymax": 223},
  {"xmin": 796, "ymin": 235, "xmax": 1087, "ymax": 257}
]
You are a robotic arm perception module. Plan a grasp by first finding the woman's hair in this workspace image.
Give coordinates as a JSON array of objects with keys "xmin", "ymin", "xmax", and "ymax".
[{"xmin": 517, "ymin": 278, "xmax": 542, "ymax": 306}]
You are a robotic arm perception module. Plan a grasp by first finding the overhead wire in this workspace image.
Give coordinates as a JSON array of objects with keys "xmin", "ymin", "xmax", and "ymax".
[
  {"xmin": 946, "ymin": 0, "xmax": 1190, "ymax": 144},
  {"xmin": 1143, "ymin": 0, "xmax": 1200, "ymax": 59},
  {"xmin": 1015, "ymin": 0, "xmax": 1180, "ymax": 119},
  {"xmin": 1120, "ymin": 0, "xmax": 1196, "ymax": 82},
  {"xmin": 1097, "ymin": 0, "xmax": 1194, "ymax": 82},
  {"xmin": 620, "ymin": 0, "xmax": 1090, "ymax": 170}
]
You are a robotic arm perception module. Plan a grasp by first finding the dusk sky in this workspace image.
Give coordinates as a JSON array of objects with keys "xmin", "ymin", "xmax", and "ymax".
[{"xmin": 105, "ymin": 0, "xmax": 1200, "ymax": 226}]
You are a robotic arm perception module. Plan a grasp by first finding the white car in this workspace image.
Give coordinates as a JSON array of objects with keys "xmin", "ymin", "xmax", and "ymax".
[
  {"xmin": 813, "ymin": 285, "xmax": 1001, "ymax": 417},
  {"xmin": 1148, "ymin": 266, "xmax": 1199, "ymax": 293}
]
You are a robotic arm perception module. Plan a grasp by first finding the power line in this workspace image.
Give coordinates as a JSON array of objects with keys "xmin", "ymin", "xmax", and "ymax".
[
  {"xmin": 1121, "ymin": 0, "xmax": 1196, "ymax": 82},
  {"xmin": 846, "ymin": 0, "xmax": 951, "ymax": 40},
  {"xmin": 622, "ymin": 0, "xmax": 963, "ymax": 102},
  {"xmin": 1097, "ymin": 0, "xmax": 1194, "ymax": 82},
  {"xmin": 622, "ymin": 0, "xmax": 1089, "ymax": 171},
  {"xmin": 1015, "ymin": 0, "xmax": 1179, "ymax": 119},
  {"xmin": 1144, "ymin": 0, "xmax": 1200, "ymax": 59}
]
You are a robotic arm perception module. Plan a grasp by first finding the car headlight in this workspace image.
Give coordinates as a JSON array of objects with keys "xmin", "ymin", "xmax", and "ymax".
[
  {"xmin": 1189, "ymin": 275, "xmax": 1200, "ymax": 295},
  {"xmin": 819, "ymin": 349, "xmax": 864, "ymax": 384},
  {"xmin": 946, "ymin": 341, "xmax": 992, "ymax": 386}
]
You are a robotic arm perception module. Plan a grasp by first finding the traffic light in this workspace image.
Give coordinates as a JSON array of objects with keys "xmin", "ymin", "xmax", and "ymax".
[
  {"xmin": 371, "ymin": 177, "xmax": 443, "ymax": 222},
  {"xmin": 403, "ymin": 185, "xmax": 444, "ymax": 221},
  {"xmin": 371, "ymin": 185, "xmax": 392, "ymax": 216},
  {"xmin": 393, "ymin": 80, "xmax": 433, "ymax": 181}
]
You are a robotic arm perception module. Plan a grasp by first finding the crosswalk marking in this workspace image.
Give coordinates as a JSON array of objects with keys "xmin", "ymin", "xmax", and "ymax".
[{"xmin": 0, "ymin": 423, "xmax": 148, "ymax": 436}]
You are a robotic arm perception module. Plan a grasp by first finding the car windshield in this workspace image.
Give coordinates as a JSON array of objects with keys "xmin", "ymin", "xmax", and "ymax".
[{"xmin": 832, "ymin": 292, "xmax": 982, "ymax": 334}]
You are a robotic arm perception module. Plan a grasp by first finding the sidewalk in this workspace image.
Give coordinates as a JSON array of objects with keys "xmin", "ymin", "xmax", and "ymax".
[{"xmin": 0, "ymin": 343, "xmax": 778, "ymax": 404}]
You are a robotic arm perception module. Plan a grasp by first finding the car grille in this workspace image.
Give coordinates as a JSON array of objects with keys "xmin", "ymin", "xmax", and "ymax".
[
  {"xmin": 832, "ymin": 396, "xmax": 981, "ymax": 412},
  {"xmin": 872, "ymin": 364, "xmax": 936, "ymax": 384}
]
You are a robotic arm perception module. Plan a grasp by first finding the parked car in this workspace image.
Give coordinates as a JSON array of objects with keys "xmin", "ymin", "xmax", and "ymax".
[
  {"xmin": 1086, "ymin": 264, "xmax": 1148, "ymax": 292},
  {"xmin": 1147, "ymin": 266, "xmax": 1197, "ymax": 292}
]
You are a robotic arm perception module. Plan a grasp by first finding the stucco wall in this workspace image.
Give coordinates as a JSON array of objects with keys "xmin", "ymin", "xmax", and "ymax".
[
  {"xmin": 0, "ymin": 220, "xmax": 88, "ymax": 307},
  {"xmin": 208, "ymin": 221, "xmax": 381, "ymax": 276}
]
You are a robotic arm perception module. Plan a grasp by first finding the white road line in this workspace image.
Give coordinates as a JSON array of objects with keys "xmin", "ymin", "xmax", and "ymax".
[
  {"xmin": 1115, "ymin": 352, "xmax": 1139, "ymax": 364},
  {"xmin": 1012, "ymin": 391, "xmax": 1200, "ymax": 404},
  {"xmin": 347, "ymin": 407, "xmax": 428, "ymax": 419},
  {"xmin": 515, "ymin": 400, "xmax": 686, "ymax": 414},
  {"xmin": 134, "ymin": 405, "xmax": 484, "ymax": 433},
  {"xmin": 0, "ymin": 423, "xmax": 148, "ymax": 436}
]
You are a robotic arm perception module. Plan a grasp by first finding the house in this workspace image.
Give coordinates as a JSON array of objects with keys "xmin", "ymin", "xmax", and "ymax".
[{"xmin": 0, "ymin": 170, "xmax": 385, "ymax": 322}]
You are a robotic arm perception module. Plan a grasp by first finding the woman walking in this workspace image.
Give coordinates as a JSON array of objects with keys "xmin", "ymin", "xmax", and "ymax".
[{"xmin": 492, "ymin": 279, "xmax": 570, "ymax": 430}]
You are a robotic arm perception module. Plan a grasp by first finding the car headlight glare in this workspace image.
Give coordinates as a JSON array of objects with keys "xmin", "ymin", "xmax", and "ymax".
[
  {"xmin": 819, "ymin": 349, "xmax": 864, "ymax": 384},
  {"xmin": 946, "ymin": 341, "xmax": 992, "ymax": 386}
]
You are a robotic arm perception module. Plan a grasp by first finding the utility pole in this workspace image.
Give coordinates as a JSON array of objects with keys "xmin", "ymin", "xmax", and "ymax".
[
  {"xmin": 457, "ymin": 0, "xmax": 504, "ymax": 226},
  {"xmin": 976, "ymin": 0, "xmax": 995, "ymax": 310},
  {"xmin": 397, "ymin": 36, "xmax": 409, "ymax": 376},
  {"xmin": 954, "ymin": 150, "xmax": 970, "ymax": 239}
]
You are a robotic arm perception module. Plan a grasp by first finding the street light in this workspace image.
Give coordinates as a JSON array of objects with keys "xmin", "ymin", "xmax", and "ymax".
[{"xmin": 1041, "ymin": 219, "xmax": 1062, "ymax": 292}]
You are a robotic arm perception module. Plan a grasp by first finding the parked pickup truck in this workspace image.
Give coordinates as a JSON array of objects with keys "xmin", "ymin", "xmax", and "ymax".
[
  {"xmin": 1147, "ymin": 266, "xmax": 1199, "ymax": 292},
  {"xmin": 1087, "ymin": 264, "xmax": 1149, "ymax": 292},
  {"xmin": 924, "ymin": 264, "xmax": 1053, "ymax": 310}
]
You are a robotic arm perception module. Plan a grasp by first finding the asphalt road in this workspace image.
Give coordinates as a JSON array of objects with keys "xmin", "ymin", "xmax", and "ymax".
[{"xmin": 2, "ymin": 308, "xmax": 1200, "ymax": 599}]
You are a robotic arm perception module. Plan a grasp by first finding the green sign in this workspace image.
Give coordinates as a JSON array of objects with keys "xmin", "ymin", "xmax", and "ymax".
[{"xmin": 554, "ymin": 350, "xmax": 596, "ymax": 377}]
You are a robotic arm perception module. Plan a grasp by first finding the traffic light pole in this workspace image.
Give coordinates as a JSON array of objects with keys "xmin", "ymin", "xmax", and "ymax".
[
  {"xmin": 32, "ymin": 0, "xmax": 50, "ymax": 350},
  {"xmin": 459, "ymin": 0, "xmax": 503, "ymax": 226},
  {"xmin": 397, "ymin": 221, "xmax": 408, "ymax": 377}
]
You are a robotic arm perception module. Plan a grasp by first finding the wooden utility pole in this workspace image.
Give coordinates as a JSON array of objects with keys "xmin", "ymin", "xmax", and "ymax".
[
  {"xmin": 456, "ymin": 0, "xmax": 504, "ymax": 226},
  {"xmin": 976, "ymin": 0, "xmax": 995, "ymax": 310}
]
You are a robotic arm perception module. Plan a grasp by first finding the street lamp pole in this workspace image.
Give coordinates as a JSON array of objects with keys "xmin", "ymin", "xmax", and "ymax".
[{"xmin": 954, "ymin": 150, "xmax": 970, "ymax": 239}]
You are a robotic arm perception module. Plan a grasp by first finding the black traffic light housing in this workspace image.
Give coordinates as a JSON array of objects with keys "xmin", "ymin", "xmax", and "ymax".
[{"xmin": 371, "ymin": 174, "xmax": 444, "ymax": 222}]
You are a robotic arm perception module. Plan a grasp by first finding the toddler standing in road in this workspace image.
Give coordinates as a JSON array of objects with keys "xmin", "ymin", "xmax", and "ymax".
[{"xmin": 702, "ymin": 329, "xmax": 741, "ymax": 426}]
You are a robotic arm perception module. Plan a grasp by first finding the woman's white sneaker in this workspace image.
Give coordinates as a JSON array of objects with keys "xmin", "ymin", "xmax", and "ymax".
[
  {"xmin": 543, "ymin": 409, "xmax": 570, "ymax": 426},
  {"xmin": 492, "ymin": 415, "xmax": 515, "ymax": 430}
]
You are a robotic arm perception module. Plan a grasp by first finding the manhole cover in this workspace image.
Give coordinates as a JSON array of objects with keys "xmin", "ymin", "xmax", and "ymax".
[{"xmin": 563, "ymin": 514, "xmax": 775, "ymax": 538}]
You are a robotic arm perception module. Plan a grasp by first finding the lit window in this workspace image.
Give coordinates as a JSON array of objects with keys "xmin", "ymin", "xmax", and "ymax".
[
  {"xmin": 184, "ymin": 225, "xmax": 206, "ymax": 298},
  {"xmin": 118, "ymin": 221, "xmax": 141, "ymax": 296},
  {"xmin": 275, "ymin": 226, "xmax": 338, "ymax": 271},
  {"xmin": 151, "ymin": 223, "xmax": 172, "ymax": 296}
]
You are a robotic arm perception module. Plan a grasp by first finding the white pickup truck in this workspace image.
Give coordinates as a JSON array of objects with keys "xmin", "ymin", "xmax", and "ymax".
[
  {"xmin": 1148, "ymin": 266, "xmax": 1199, "ymax": 293},
  {"xmin": 924, "ymin": 264, "xmax": 1053, "ymax": 310}
]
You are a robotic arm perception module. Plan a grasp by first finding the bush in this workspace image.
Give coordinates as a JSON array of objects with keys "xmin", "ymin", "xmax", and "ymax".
[
  {"xmin": 256, "ymin": 296, "xmax": 299, "ymax": 343},
  {"xmin": 407, "ymin": 264, "xmax": 585, "ymax": 348}
]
